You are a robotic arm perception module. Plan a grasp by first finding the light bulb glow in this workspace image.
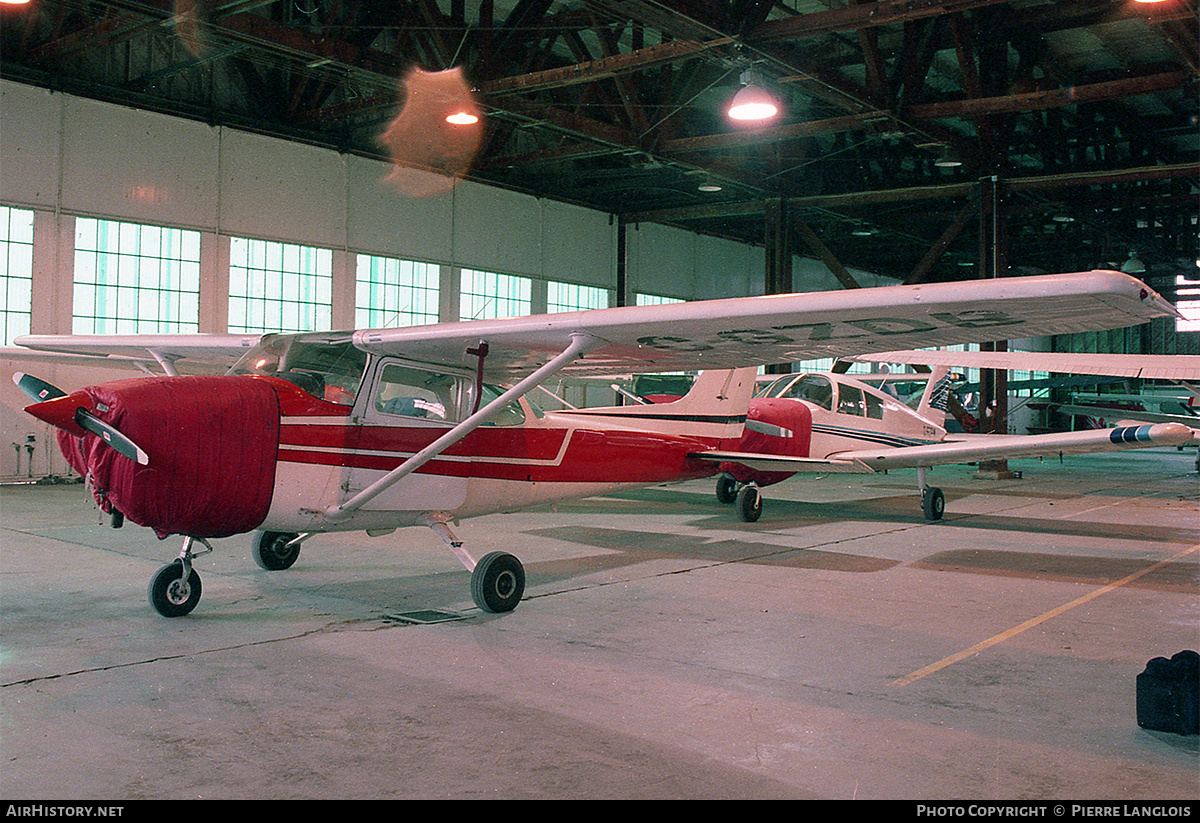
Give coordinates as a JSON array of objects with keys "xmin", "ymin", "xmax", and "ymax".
[{"xmin": 727, "ymin": 85, "xmax": 778, "ymax": 122}]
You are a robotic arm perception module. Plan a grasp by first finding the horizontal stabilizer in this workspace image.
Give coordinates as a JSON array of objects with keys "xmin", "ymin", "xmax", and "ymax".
[{"xmin": 689, "ymin": 451, "xmax": 875, "ymax": 474}]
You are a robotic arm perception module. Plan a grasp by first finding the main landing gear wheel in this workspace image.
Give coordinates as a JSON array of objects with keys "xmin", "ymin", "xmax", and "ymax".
[
  {"xmin": 253, "ymin": 531, "xmax": 301, "ymax": 570},
  {"xmin": 715, "ymin": 474, "xmax": 738, "ymax": 504},
  {"xmin": 922, "ymin": 487, "xmax": 945, "ymax": 521},
  {"xmin": 148, "ymin": 560, "xmax": 202, "ymax": 618},
  {"xmin": 736, "ymin": 484, "xmax": 763, "ymax": 522},
  {"xmin": 471, "ymin": 551, "xmax": 525, "ymax": 613}
]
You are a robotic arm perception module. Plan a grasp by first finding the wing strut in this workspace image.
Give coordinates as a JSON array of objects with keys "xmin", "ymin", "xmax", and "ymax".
[{"xmin": 324, "ymin": 332, "xmax": 605, "ymax": 523}]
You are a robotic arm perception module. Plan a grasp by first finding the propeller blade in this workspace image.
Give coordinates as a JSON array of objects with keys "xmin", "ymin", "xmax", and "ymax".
[
  {"xmin": 13, "ymin": 372, "xmax": 67, "ymax": 402},
  {"xmin": 20, "ymin": 383, "xmax": 151, "ymax": 466},
  {"xmin": 75, "ymin": 410, "xmax": 150, "ymax": 466}
]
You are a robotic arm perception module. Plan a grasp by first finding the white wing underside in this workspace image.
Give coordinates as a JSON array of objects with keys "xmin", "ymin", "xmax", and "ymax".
[{"xmin": 7, "ymin": 271, "xmax": 1178, "ymax": 380}]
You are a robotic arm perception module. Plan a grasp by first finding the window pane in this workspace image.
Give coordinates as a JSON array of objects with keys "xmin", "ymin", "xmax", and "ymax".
[
  {"xmin": 72, "ymin": 217, "xmax": 201, "ymax": 334},
  {"xmin": 1177, "ymin": 274, "xmax": 1200, "ymax": 332},
  {"xmin": 355, "ymin": 254, "xmax": 441, "ymax": 328},
  {"xmin": 460, "ymin": 268, "xmax": 531, "ymax": 321},
  {"xmin": 548, "ymin": 281, "xmax": 610, "ymax": 313},
  {"xmin": 228, "ymin": 237, "xmax": 333, "ymax": 334},
  {"xmin": 0, "ymin": 206, "xmax": 35, "ymax": 345}
]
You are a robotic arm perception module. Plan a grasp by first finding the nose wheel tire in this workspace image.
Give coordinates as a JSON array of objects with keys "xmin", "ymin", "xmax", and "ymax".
[
  {"xmin": 148, "ymin": 560, "xmax": 202, "ymax": 617},
  {"xmin": 471, "ymin": 551, "xmax": 525, "ymax": 613},
  {"xmin": 253, "ymin": 531, "xmax": 301, "ymax": 570}
]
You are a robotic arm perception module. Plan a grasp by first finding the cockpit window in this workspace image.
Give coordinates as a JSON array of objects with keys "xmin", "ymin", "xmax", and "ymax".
[
  {"xmin": 375, "ymin": 365, "xmax": 456, "ymax": 421},
  {"xmin": 762, "ymin": 374, "xmax": 834, "ymax": 410},
  {"xmin": 864, "ymin": 390, "xmax": 885, "ymax": 420},
  {"xmin": 474, "ymin": 384, "xmax": 526, "ymax": 426},
  {"xmin": 837, "ymin": 384, "xmax": 865, "ymax": 416},
  {"xmin": 372, "ymin": 365, "xmax": 526, "ymax": 426},
  {"xmin": 231, "ymin": 333, "xmax": 367, "ymax": 405}
]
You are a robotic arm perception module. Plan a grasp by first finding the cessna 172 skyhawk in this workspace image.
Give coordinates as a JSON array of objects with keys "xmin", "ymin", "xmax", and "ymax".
[{"xmin": 8, "ymin": 270, "xmax": 1193, "ymax": 617}]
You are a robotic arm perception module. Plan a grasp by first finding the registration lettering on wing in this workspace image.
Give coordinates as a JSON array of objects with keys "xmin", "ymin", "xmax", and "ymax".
[{"xmin": 636, "ymin": 309, "xmax": 1025, "ymax": 353}]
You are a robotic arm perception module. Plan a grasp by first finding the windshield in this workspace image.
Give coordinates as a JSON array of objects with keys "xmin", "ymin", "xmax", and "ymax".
[
  {"xmin": 231, "ymin": 333, "xmax": 368, "ymax": 405},
  {"xmin": 758, "ymin": 374, "xmax": 833, "ymax": 410}
]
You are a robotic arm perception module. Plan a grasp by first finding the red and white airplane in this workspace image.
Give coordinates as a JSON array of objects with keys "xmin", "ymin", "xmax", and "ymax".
[{"xmin": 7, "ymin": 270, "xmax": 1192, "ymax": 617}]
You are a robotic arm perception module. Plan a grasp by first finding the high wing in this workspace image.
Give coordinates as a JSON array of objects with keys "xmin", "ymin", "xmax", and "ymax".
[
  {"xmin": 5, "ymin": 334, "xmax": 260, "ymax": 375},
  {"xmin": 694, "ymin": 422, "xmax": 1195, "ymax": 475},
  {"xmin": 352, "ymin": 270, "xmax": 1174, "ymax": 379},
  {"xmin": 848, "ymin": 349, "xmax": 1200, "ymax": 381},
  {"xmin": 5, "ymin": 271, "xmax": 1176, "ymax": 380}
]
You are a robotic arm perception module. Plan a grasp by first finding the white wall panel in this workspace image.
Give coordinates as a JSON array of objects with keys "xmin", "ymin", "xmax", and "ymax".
[
  {"xmin": 219, "ymin": 129, "xmax": 346, "ymax": 248},
  {"xmin": 346, "ymin": 155, "xmax": 454, "ymax": 262},
  {"xmin": 541, "ymin": 201, "xmax": 614, "ymax": 287},
  {"xmin": 693, "ymin": 235, "xmax": 763, "ymax": 299},
  {"xmin": 60, "ymin": 96, "xmax": 220, "ymax": 229},
  {"xmin": 0, "ymin": 82, "xmax": 60, "ymax": 208},
  {"xmin": 452, "ymin": 183, "xmax": 543, "ymax": 276},
  {"xmin": 792, "ymin": 259, "xmax": 899, "ymax": 291},
  {"xmin": 626, "ymin": 223, "xmax": 697, "ymax": 299}
]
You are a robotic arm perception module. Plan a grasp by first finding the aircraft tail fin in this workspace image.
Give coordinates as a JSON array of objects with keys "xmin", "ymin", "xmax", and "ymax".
[
  {"xmin": 917, "ymin": 365, "xmax": 954, "ymax": 422},
  {"xmin": 558, "ymin": 368, "xmax": 756, "ymax": 441},
  {"xmin": 660, "ymin": 368, "xmax": 757, "ymax": 437}
]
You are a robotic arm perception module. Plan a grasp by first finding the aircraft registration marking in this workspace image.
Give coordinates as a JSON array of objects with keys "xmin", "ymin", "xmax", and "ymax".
[{"xmin": 637, "ymin": 309, "xmax": 1025, "ymax": 352}]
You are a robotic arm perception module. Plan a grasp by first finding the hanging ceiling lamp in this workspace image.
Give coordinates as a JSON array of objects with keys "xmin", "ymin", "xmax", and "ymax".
[
  {"xmin": 1121, "ymin": 251, "xmax": 1147, "ymax": 274},
  {"xmin": 933, "ymin": 146, "xmax": 963, "ymax": 168},
  {"xmin": 727, "ymin": 70, "xmax": 779, "ymax": 122}
]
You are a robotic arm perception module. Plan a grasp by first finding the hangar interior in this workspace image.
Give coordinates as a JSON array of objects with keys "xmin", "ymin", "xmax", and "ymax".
[{"xmin": 1, "ymin": 0, "xmax": 1198, "ymax": 801}]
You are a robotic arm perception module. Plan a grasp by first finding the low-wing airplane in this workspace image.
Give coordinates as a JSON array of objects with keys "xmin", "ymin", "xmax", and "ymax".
[
  {"xmin": 847, "ymin": 347, "xmax": 1200, "ymax": 469},
  {"xmin": 847, "ymin": 349, "xmax": 1200, "ymax": 382},
  {"xmin": 6, "ymin": 270, "xmax": 1192, "ymax": 617},
  {"xmin": 689, "ymin": 366, "xmax": 1191, "ymax": 522}
]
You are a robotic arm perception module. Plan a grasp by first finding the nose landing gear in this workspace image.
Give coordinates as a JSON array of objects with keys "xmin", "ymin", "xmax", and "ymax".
[{"xmin": 148, "ymin": 536, "xmax": 212, "ymax": 617}]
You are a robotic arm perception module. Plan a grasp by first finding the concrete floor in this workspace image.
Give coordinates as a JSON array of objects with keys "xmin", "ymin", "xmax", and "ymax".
[{"xmin": 1, "ymin": 447, "xmax": 1197, "ymax": 800}]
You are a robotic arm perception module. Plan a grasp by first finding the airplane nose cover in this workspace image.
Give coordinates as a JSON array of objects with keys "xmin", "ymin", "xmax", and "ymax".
[{"xmin": 55, "ymin": 376, "xmax": 280, "ymax": 539}]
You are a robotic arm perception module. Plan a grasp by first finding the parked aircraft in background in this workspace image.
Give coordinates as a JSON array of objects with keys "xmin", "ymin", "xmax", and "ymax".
[
  {"xmin": 847, "ymin": 349, "xmax": 1200, "ymax": 382},
  {"xmin": 5, "ymin": 271, "xmax": 1191, "ymax": 617},
  {"xmin": 849, "ymin": 348, "xmax": 1200, "ymax": 466},
  {"xmin": 1054, "ymin": 392, "xmax": 1198, "ymax": 430},
  {"xmin": 696, "ymin": 366, "xmax": 1190, "ymax": 521}
]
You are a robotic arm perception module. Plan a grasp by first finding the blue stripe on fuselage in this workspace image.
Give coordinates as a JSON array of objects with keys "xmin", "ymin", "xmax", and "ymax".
[{"xmin": 811, "ymin": 423, "xmax": 935, "ymax": 449}]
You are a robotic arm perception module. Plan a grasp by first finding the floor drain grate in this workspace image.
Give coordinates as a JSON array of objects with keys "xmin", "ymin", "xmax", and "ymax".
[{"xmin": 383, "ymin": 609, "xmax": 470, "ymax": 625}]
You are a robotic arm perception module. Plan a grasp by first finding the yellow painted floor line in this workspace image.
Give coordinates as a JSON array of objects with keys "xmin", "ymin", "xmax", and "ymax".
[{"xmin": 893, "ymin": 542, "xmax": 1200, "ymax": 688}]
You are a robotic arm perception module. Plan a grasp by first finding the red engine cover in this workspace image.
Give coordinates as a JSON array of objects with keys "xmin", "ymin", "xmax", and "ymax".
[
  {"xmin": 57, "ymin": 375, "xmax": 280, "ymax": 539},
  {"xmin": 722, "ymin": 397, "xmax": 813, "ymax": 487}
]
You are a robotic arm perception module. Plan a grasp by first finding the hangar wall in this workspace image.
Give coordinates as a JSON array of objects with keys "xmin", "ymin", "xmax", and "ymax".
[
  {"xmin": 0, "ymin": 79, "xmax": 887, "ymax": 480},
  {"xmin": 0, "ymin": 79, "xmax": 879, "ymax": 314}
]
